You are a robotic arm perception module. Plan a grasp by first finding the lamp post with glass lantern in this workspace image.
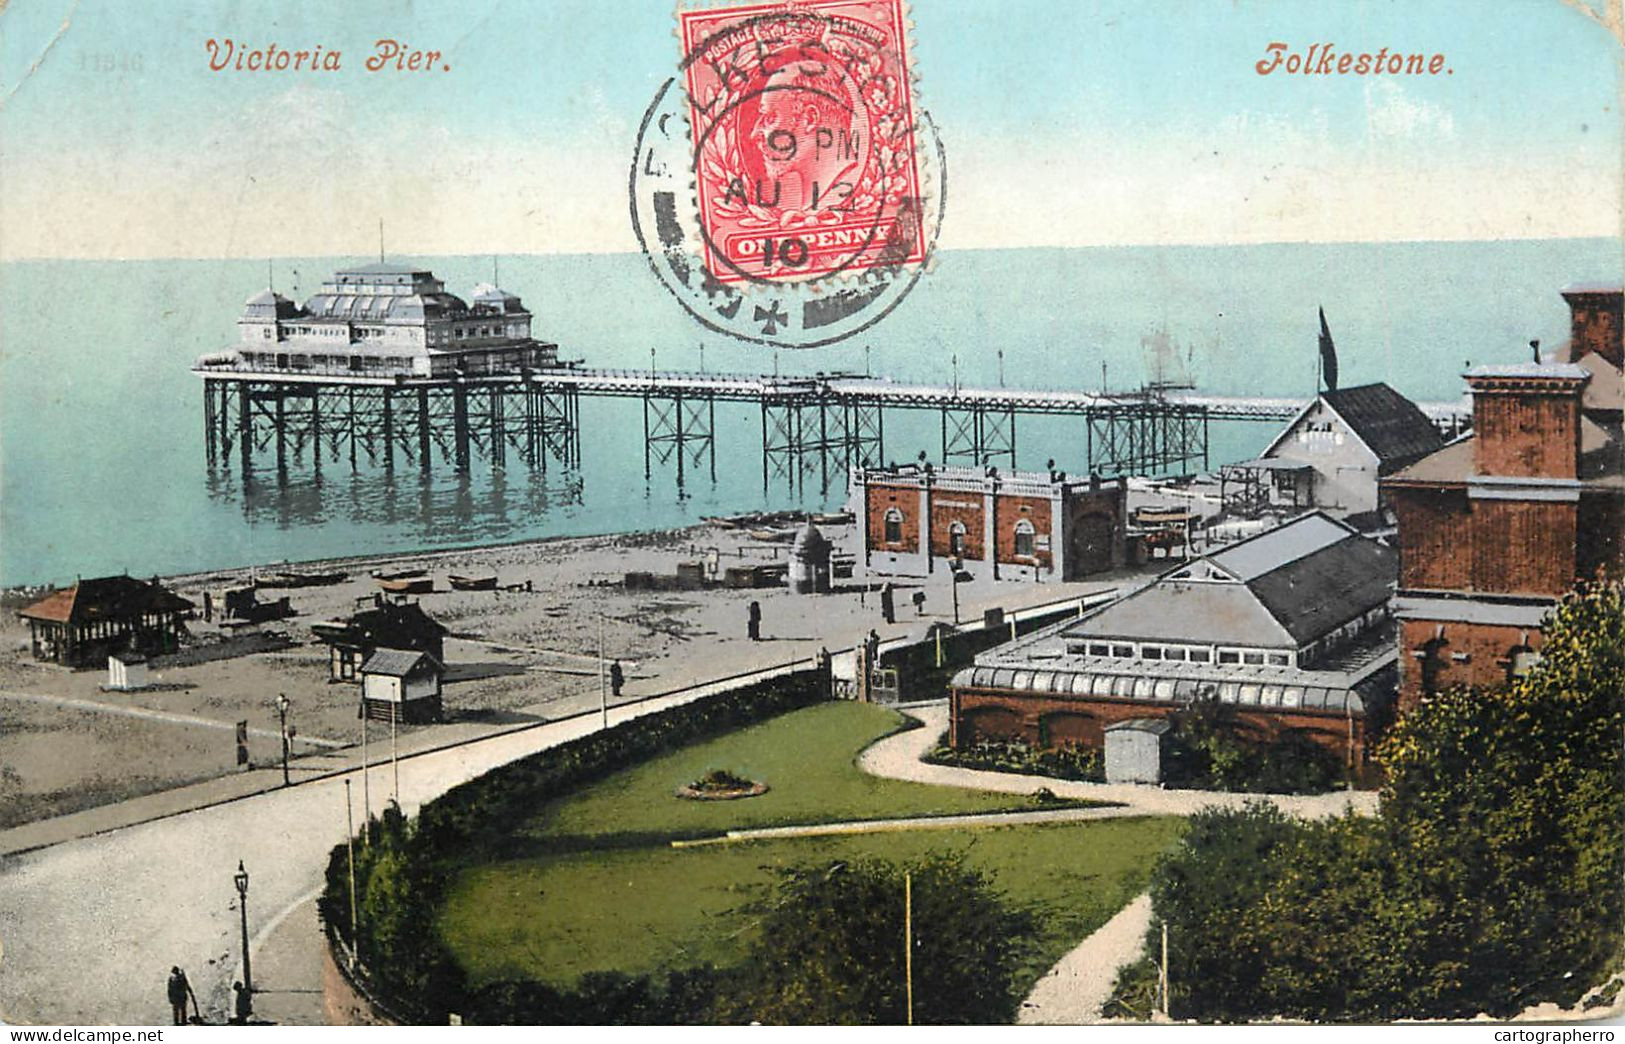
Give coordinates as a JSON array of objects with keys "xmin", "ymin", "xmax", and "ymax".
[{"xmin": 233, "ymin": 861, "xmax": 253, "ymax": 1006}]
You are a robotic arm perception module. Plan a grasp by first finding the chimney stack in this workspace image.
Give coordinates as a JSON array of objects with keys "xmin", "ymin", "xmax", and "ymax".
[
  {"xmin": 1559, "ymin": 284, "xmax": 1623, "ymax": 368},
  {"xmin": 1465, "ymin": 364, "xmax": 1590, "ymax": 479}
]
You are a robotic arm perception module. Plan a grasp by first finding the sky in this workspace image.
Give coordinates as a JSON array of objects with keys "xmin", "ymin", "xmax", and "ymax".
[{"xmin": 0, "ymin": 0, "xmax": 1620, "ymax": 259}]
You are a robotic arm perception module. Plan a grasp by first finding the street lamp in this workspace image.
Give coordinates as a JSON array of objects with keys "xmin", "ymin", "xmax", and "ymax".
[
  {"xmin": 950, "ymin": 556, "xmax": 970, "ymax": 626},
  {"xmin": 233, "ymin": 860, "xmax": 253, "ymax": 1009},
  {"xmin": 275, "ymin": 693, "xmax": 291, "ymax": 787}
]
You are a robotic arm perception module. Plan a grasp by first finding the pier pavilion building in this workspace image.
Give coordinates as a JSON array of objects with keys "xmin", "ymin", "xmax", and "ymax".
[{"xmin": 199, "ymin": 262, "xmax": 557, "ymax": 379}]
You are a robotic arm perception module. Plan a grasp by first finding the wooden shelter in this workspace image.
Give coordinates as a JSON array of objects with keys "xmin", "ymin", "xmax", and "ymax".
[{"xmin": 18, "ymin": 575, "xmax": 194, "ymax": 667}]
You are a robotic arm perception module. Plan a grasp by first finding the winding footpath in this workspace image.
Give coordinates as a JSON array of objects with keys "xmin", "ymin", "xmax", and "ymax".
[{"xmin": 857, "ymin": 702, "xmax": 1377, "ymax": 1024}]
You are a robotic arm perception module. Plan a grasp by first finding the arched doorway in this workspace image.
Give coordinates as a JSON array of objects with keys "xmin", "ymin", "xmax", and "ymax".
[{"xmin": 1070, "ymin": 513, "xmax": 1114, "ymax": 576}]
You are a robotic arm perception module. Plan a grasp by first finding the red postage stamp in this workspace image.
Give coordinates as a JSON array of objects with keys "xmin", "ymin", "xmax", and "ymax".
[{"xmin": 677, "ymin": 0, "xmax": 927, "ymax": 286}]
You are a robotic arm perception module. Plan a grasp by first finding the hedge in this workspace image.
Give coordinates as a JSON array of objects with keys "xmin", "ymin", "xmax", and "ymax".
[{"xmin": 318, "ymin": 668, "xmax": 826, "ymax": 1023}]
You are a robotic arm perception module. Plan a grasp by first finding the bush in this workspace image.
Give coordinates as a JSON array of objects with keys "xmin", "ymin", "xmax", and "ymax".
[
  {"xmin": 1162, "ymin": 700, "xmax": 1342, "ymax": 795},
  {"xmin": 923, "ymin": 739, "xmax": 1103, "ymax": 782},
  {"xmin": 463, "ymin": 967, "xmax": 733, "ymax": 1024},
  {"xmin": 691, "ymin": 768, "xmax": 756, "ymax": 792},
  {"xmin": 726, "ymin": 854, "xmax": 1038, "ymax": 1024}
]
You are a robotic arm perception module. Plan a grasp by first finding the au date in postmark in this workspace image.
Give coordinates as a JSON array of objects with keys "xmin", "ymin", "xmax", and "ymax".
[{"xmin": 630, "ymin": 0, "xmax": 944, "ymax": 349}]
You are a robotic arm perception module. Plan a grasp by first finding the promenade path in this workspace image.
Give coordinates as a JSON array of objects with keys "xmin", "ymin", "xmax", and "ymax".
[{"xmin": 0, "ymin": 661, "xmax": 804, "ymax": 1026}]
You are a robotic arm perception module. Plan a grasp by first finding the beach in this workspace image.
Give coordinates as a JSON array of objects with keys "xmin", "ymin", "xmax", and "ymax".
[{"xmin": 0, "ymin": 518, "xmax": 1140, "ymax": 830}]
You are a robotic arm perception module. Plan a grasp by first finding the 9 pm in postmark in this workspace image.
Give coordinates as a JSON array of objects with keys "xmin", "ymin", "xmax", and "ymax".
[{"xmin": 630, "ymin": 0, "xmax": 944, "ymax": 349}]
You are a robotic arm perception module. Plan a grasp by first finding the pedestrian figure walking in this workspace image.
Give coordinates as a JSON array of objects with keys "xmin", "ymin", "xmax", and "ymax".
[
  {"xmin": 865, "ymin": 629, "xmax": 881, "ymax": 673},
  {"xmin": 609, "ymin": 659, "xmax": 624, "ymax": 698},
  {"xmin": 747, "ymin": 600, "xmax": 762, "ymax": 641},
  {"xmin": 166, "ymin": 966, "xmax": 198, "ymax": 1026},
  {"xmin": 912, "ymin": 590, "xmax": 926, "ymax": 617},
  {"xmin": 230, "ymin": 981, "xmax": 252, "ymax": 1025},
  {"xmin": 880, "ymin": 582, "xmax": 895, "ymax": 624}
]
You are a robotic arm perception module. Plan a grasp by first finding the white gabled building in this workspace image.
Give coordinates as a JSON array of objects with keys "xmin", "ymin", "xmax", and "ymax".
[{"xmin": 1221, "ymin": 382, "xmax": 1444, "ymax": 523}]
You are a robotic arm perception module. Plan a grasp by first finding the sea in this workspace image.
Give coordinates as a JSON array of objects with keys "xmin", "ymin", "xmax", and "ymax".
[{"xmin": 1, "ymin": 239, "xmax": 1618, "ymax": 588}]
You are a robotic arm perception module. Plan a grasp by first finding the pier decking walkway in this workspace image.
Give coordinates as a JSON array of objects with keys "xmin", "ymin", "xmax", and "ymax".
[{"xmin": 196, "ymin": 362, "xmax": 1470, "ymax": 491}]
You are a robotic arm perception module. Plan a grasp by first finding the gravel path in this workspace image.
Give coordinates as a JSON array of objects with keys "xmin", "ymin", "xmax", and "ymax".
[
  {"xmin": 1018, "ymin": 892, "xmax": 1153, "ymax": 1025},
  {"xmin": 858, "ymin": 702, "xmax": 1379, "ymax": 818},
  {"xmin": 670, "ymin": 804, "xmax": 1143, "ymax": 847}
]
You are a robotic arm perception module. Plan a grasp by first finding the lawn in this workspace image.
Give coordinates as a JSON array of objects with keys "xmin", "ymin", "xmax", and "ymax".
[
  {"xmin": 437, "ymin": 700, "xmax": 1184, "ymax": 1003},
  {"xmin": 440, "ymin": 816, "xmax": 1184, "ymax": 996},
  {"xmin": 512, "ymin": 701, "xmax": 1094, "ymax": 847}
]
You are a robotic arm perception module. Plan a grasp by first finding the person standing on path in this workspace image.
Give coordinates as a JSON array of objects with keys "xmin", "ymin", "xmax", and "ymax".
[
  {"xmin": 166, "ymin": 966, "xmax": 197, "ymax": 1026},
  {"xmin": 880, "ymin": 583, "xmax": 895, "ymax": 625},
  {"xmin": 609, "ymin": 659, "xmax": 624, "ymax": 698},
  {"xmin": 230, "ymin": 981, "xmax": 252, "ymax": 1025},
  {"xmin": 747, "ymin": 600, "xmax": 762, "ymax": 641}
]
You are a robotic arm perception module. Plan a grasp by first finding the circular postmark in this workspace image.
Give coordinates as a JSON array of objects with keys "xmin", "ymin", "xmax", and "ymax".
[{"xmin": 630, "ymin": 1, "xmax": 944, "ymax": 349}]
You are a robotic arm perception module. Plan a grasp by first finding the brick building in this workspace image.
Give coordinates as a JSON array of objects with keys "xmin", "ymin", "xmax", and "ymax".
[
  {"xmin": 850, "ymin": 462, "xmax": 1127, "ymax": 580},
  {"xmin": 1381, "ymin": 284, "xmax": 1624, "ymax": 710},
  {"xmin": 948, "ymin": 512, "xmax": 1399, "ymax": 770}
]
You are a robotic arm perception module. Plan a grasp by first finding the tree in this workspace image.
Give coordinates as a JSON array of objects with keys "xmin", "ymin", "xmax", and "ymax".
[
  {"xmin": 730, "ymin": 854, "xmax": 1037, "ymax": 1024},
  {"xmin": 1141, "ymin": 580, "xmax": 1625, "ymax": 1021},
  {"xmin": 1145, "ymin": 802, "xmax": 1299, "ymax": 1020},
  {"xmin": 1374, "ymin": 579, "xmax": 1625, "ymax": 1015}
]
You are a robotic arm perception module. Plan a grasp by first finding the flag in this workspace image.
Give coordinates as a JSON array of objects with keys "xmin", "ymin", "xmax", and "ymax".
[{"xmin": 1318, "ymin": 306, "xmax": 1339, "ymax": 392}]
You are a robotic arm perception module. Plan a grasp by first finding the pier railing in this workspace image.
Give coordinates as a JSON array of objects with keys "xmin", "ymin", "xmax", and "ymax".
[{"xmin": 194, "ymin": 361, "xmax": 1469, "ymax": 490}]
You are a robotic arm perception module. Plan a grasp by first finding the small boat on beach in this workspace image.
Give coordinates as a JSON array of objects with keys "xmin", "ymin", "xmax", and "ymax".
[
  {"xmin": 448, "ymin": 573, "xmax": 499, "ymax": 591},
  {"xmin": 373, "ymin": 567, "xmax": 428, "ymax": 581},
  {"xmin": 377, "ymin": 576, "xmax": 434, "ymax": 594},
  {"xmin": 256, "ymin": 570, "xmax": 347, "ymax": 589}
]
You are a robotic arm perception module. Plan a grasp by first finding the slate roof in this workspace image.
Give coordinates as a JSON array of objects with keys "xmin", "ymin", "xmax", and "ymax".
[
  {"xmin": 1064, "ymin": 512, "xmax": 1396, "ymax": 648},
  {"xmin": 1320, "ymin": 383, "xmax": 1444, "ymax": 472},
  {"xmin": 19, "ymin": 576, "xmax": 194, "ymax": 625},
  {"xmin": 1575, "ymin": 352, "xmax": 1624, "ymax": 413},
  {"xmin": 1207, "ymin": 511, "xmax": 1353, "ymax": 581},
  {"xmin": 1247, "ymin": 537, "xmax": 1398, "ymax": 643},
  {"xmin": 1066, "ymin": 581, "xmax": 1295, "ymax": 647},
  {"xmin": 362, "ymin": 647, "xmax": 442, "ymax": 677},
  {"xmin": 314, "ymin": 601, "xmax": 448, "ymax": 648}
]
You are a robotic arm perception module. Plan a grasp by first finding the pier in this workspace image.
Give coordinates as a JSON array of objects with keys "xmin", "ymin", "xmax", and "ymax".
[{"xmin": 195, "ymin": 363, "xmax": 1469, "ymax": 492}]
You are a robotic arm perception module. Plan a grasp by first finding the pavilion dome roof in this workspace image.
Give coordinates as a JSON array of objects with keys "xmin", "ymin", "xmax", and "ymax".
[
  {"xmin": 242, "ymin": 289, "xmax": 301, "ymax": 320},
  {"xmin": 470, "ymin": 282, "xmax": 528, "ymax": 314}
]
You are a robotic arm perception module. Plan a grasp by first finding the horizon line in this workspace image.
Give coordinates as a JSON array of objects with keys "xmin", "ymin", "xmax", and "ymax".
[{"xmin": 1, "ymin": 232, "xmax": 1619, "ymax": 266}]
